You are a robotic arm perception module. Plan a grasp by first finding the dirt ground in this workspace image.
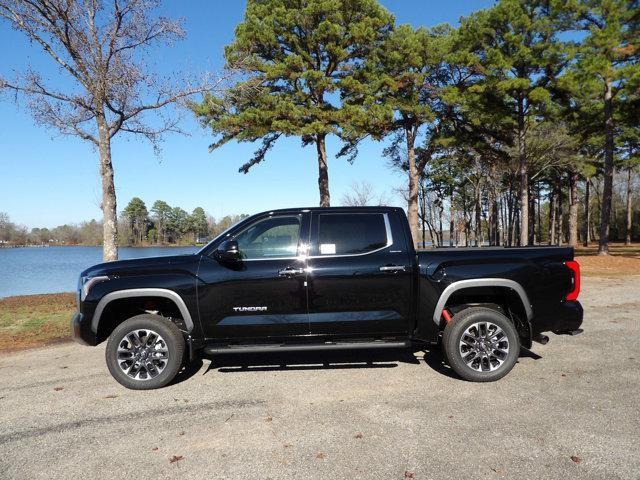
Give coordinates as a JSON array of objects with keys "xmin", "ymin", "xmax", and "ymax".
[
  {"xmin": 0, "ymin": 275, "xmax": 638, "ymax": 480},
  {"xmin": 575, "ymin": 255, "xmax": 640, "ymax": 277}
]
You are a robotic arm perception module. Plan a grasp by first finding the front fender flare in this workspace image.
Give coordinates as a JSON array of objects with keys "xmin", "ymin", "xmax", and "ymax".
[{"xmin": 91, "ymin": 288, "xmax": 195, "ymax": 333}]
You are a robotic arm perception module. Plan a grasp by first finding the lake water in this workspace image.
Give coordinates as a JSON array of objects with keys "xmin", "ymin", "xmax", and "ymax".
[{"xmin": 0, "ymin": 246, "xmax": 199, "ymax": 298}]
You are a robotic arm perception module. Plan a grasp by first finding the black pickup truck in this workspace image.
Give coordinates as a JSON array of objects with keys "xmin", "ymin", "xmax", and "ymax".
[{"xmin": 72, "ymin": 206, "xmax": 583, "ymax": 389}]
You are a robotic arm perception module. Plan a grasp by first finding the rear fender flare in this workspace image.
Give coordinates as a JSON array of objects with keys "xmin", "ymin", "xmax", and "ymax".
[
  {"xmin": 432, "ymin": 278, "xmax": 533, "ymax": 325},
  {"xmin": 91, "ymin": 288, "xmax": 195, "ymax": 333}
]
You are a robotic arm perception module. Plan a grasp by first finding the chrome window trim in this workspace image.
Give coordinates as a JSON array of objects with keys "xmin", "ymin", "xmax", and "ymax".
[
  {"xmin": 431, "ymin": 278, "xmax": 533, "ymax": 325},
  {"xmin": 91, "ymin": 288, "xmax": 195, "ymax": 333},
  {"xmin": 215, "ymin": 212, "xmax": 396, "ymax": 262}
]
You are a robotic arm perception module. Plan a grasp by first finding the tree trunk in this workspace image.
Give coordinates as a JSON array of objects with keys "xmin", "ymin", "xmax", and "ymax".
[
  {"xmin": 536, "ymin": 182, "xmax": 542, "ymax": 244},
  {"xmin": 528, "ymin": 183, "xmax": 535, "ymax": 245},
  {"xmin": 489, "ymin": 189, "xmax": 499, "ymax": 246},
  {"xmin": 500, "ymin": 197, "xmax": 506, "ymax": 245},
  {"xmin": 406, "ymin": 128, "xmax": 419, "ymax": 248},
  {"xmin": 598, "ymin": 80, "xmax": 614, "ymax": 255},
  {"xmin": 549, "ymin": 188, "xmax": 556, "ymax": 246},
  {"xmin": 449, "ymin": 193, "xmax": 455, "ymax": 247},
  {"xmin": 97, "ymin": 114, "xmax": 118, "ymax": 262},
  {"xmin": 518, "ymin": 94, "xmax": 529, "ymax": 246},
  {"xmin": 568, "ymin": 170, "xmax": 579, "ymax": 246},
  {"xmin": 316, "ymin": 134, "xmax": 330, "ymax": 207},
  {"xmin": 462, "ymin": 188, "xmax": 469, "ymax": 246},
  {"xmin": 420, "ymin": 182, "xmax": 427, "ymax": 248},
  {"xmin": 556, "ymin": 188, "xmax": 563, "ymax": 246},
  {"xmin": 626, "ymin": 167, "xmax": 633, "ymax": 246},
  {"xmin": 474, "ymin": 184, "xmax": 482, "ymax": 246},
  {"xmin": 438, "ymin": 202, "xmax": 444, "ymax": 247},
  {"xmin": 583, "ymin": 179, "xmax": 590, "ymax": 247},
  {"xmin": 507, "ymin": 187, "xmax": 514, "ymax": 246}
]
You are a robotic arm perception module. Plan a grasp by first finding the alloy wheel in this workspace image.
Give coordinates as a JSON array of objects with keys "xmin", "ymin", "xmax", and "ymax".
[
  {"xmin": 116, "ymin": 329, "xmax": 169, "ymax": 381},
  {"xmin": 458, "ymin": 321, "xmax": 510, "ymax": 372}
]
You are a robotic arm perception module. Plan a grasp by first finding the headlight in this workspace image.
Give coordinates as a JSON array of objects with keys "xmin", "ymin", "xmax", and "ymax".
[{"xmin": 79, "ymin": 275, "xmax": 110, "ymax": 301}]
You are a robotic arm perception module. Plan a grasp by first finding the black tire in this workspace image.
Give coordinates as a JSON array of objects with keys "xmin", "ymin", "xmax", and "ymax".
[
  {"xmin": 105, "ymin": 314, "xmax": 185, "ymax": 390},
  {"xmin": 442, "ymin": 307, "xmax": 520, "ymax": 382}
]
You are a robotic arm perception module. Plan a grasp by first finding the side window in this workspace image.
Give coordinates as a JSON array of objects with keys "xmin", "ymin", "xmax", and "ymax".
[
  {"xmin": 234, "ymin": 215, "xmax": 301, "ymax": 259},
  {"xmin": 318, "ymin": 213, "xmax": 388, "ymax": 255}
]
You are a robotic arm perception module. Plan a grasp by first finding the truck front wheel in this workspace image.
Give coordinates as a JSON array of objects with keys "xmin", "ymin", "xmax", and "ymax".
[
  {"xmin": 105, "ymin": 314, "xmax": 185, "ymax": 390},
  {"xmin": 442, "ymin": 307, "xmax": 520, "ymax": 382}
]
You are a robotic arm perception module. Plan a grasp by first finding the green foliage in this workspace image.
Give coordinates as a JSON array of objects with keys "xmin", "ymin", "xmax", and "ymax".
[
  {"xmin": 167, "ymin": 207, "xmax": 190, "ymax": 241},
  {"xmin": 458, "ymin": 0, "xmax": 568, "ymax": 140},
  {"xmin": 189, "ymin": 207, "xmax": 209, "ymax": 240},
  {"xmin": 150, "ymin": 200, "xmax": 172, "ymax": 244},
  {"xmin": 341, "ymin": 23, "xmax": 452, "ymax": 160},
  {"xmin": 193, "ymin": 0, "xmax": 394, "ymax": 205},
  {"xmin": 558, "ymin": 0, "xmax": 639, "ymax": 154},
  {"xmin": 122, "ymin": 197, "xmax": 149, "ymax": 245}
]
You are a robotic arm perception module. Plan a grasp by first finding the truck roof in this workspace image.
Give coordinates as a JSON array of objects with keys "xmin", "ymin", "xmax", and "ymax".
[{"xmin": 261, "ymin": 206, "xmax": 405, "ymax": 215}]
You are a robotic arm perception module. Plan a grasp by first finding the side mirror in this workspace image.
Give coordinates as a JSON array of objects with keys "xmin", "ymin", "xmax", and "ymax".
[{"xmin": 215, "ymin": 240, "xmax": 240, "ymax": 262}]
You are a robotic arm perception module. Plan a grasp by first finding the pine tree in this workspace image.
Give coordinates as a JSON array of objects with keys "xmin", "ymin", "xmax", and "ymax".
[
  {"xmin": 562, "ymin": 0, "xmax": 640, "ymax": 253},
  {"xmin": 193, "ymin": 0, "xmax": 394, "ymax": 207},
  {"xmin": 340, "ymin": 24, "xmax": 452, "ymax": 245},
  {"xmin": 458, "ymin": 0, "xmax": 568, "ymax": 246}
]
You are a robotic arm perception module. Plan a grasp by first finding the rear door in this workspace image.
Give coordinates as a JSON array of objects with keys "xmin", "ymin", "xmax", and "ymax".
[{"xmin": 305, "ymin": 210, "xmax": 413, "ymax": 337}]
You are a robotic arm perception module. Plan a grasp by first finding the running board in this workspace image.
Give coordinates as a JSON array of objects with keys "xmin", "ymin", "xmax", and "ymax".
[{"xmin": 203, "ymin": 340, "xmax": 411, "ymax": 355}]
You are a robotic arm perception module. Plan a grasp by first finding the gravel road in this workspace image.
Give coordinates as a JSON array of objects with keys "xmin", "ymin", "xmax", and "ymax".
[{"xmin": 1, "ymin": 276, "xmax": 638, "ymax": 480}]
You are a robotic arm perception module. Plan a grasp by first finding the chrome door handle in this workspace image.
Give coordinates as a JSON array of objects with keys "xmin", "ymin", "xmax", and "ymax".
[
  {"xmin": 379, "ymin": 265, "xmax": 406, "ymax": 272},
  {"xmin": 278, "ymin": 267, "xmax": 305, "ymax": 277}
]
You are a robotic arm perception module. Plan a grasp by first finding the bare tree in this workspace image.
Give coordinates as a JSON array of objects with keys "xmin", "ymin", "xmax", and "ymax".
[
  {"xmin": 341, "ymin": 182, "xmax": 389, "ymax": 207},
  {"xmin": 0, "ymin": 0, "xmax": 223, "ymax": 261}
]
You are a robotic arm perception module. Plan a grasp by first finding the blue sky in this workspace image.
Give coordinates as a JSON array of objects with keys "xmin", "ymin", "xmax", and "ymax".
[{"xmin": 0, "ymin": 0, "xmax": 494, "ymax": 228}]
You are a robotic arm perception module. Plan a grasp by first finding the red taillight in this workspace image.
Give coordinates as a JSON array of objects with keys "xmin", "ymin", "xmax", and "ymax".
[{"xmin": 565, "ymin": 260, "xmax": 580, "ymax": 301}]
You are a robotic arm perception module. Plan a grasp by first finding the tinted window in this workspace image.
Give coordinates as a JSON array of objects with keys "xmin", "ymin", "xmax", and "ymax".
[
  {"xmin": 318, "ymin": 213, "xmax": 388, "ymax": 255},
  {"xmin": 234, "ymin": 215, "xmax": 301, "ymax": 259}
]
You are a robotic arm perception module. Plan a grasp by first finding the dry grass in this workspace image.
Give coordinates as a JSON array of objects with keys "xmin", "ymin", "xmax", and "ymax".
[
  {"xmin": 574, "ymin": 242, "xmax": 640, "ymax": 277},
  {"xmin": 574, "ymin": 242, "xmax": 640, "ymax": 257},
  {"xmin": 0, "ymin": 293, "xmax": 76, "ymax": 352},
  {"xmin": 576, "ymin": 255, "xmax": 640, "ymax": 277}
]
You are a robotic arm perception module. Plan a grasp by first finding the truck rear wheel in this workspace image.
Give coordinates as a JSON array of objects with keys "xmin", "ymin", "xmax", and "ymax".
[
  {"xmin": 105, "ymin": 314, "xmax": 184, "ymax": 390},
  {"xmin": 442, "ymin": 307, "xmax": 520, "ymax": 382}
]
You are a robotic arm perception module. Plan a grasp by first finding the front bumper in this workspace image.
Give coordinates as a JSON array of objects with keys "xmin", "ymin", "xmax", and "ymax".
[{"xmin": 70, "ymin": 312, "xmax": 97, "ymax": 346}]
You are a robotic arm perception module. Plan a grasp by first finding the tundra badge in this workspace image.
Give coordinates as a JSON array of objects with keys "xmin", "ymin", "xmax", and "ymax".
[{"xmin": 233, "ymin": 306, "xmax": 268, "ymax": 312}]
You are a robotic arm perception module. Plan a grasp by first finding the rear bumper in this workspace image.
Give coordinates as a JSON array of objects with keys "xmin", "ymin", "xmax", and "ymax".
[
  {"xmin": 70, "ymin": 312, "xmax": 98, "ymax": 346},
  {"xmin": 551, "ymin": 301, "xmax": 584, "ymax": 335}
]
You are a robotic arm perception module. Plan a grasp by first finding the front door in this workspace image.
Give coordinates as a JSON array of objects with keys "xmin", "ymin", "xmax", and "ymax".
[
  {"xmin": 197, "ymin": 212, "xmax": 310, "ymax": 340},
  {"xmin": 305, "ymin": 210, "xmax": 413, "ymax": 337}
]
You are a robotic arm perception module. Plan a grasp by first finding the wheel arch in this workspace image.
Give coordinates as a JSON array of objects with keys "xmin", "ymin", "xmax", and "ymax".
[
  {"xmin": 433, "ymin": 279, "xmax": 533, "ymax": 348},
  {"xmin": 92, "ymin": 289, "xmax": 194, "ymax": 343}
]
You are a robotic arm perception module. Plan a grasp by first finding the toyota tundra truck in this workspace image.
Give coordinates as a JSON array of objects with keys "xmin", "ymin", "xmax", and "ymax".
[{"xmin": 71, "ymin": 206, "xmax": 583, "ymax": 389}]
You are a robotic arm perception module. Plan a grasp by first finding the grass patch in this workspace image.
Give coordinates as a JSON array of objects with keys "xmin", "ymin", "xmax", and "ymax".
[
  {"xmin": 574, "ymin": 243, "xmax": 640, "ymax": 256},
  {"xmin": 0, "ymin": 293, "xmax": 76, "ymax": 352}
]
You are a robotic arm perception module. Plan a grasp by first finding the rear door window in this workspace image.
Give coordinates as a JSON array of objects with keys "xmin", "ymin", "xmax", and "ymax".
[{"xmin": 317, "ymin": 213, "xmax": 388, "ymax": 255}]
